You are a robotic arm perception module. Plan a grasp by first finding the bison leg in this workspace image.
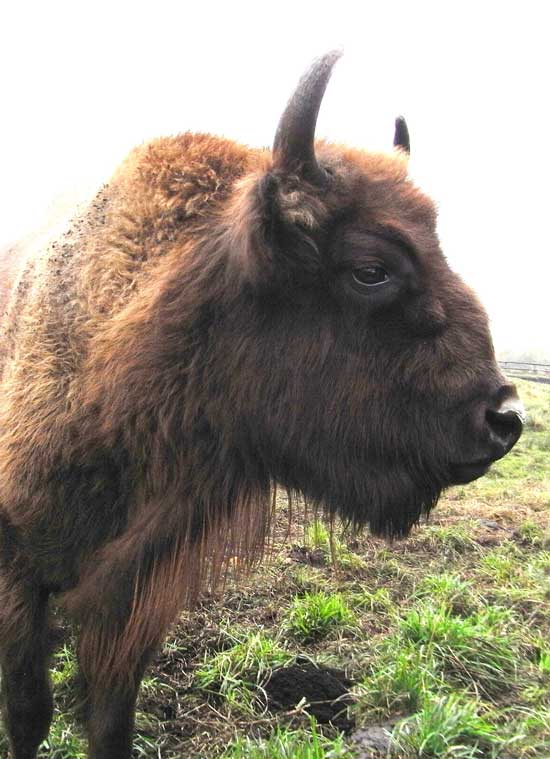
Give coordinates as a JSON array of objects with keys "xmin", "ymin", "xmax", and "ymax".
[
  {"xmin": 77, "ymin": 633, "xmax": 155, "ymax": 759},
  {"xmin": 70, "ymin": 520, "xmax": 185, "ymax": 758},
  {"xmin": 0, "ymin": 578, "xmax": 53, "ymax": 759},
  {"xmin": 83, "ymin": 683, "xmax": 144, "ymax": 759}
]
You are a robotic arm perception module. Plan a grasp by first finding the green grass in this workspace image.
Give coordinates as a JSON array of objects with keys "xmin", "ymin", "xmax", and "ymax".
[
  {"xmin": 220, "ymin": 719, "xmax": 352, "ymax": 758},
  {"xmin": 303, "ymin": 520, "xmax": 366, "ymax": 569},
  {"xmin": 304, "ymin": 520, "xmax": 330, "ymax": 551},
  {"xmin": 538, "ymin": 651, "xmax": 550, "ymax": 675},
  {"xmin": 365, "ymin": 546, "xmax": 408, "ymax": 585},
  {"xmin": 348, "ymin": 586, "xmax": 394, "ymax": 614},
  {"xmin": 356, "ymin": 641, "xmax": 444, "ymax": 715},
  {"xmin": 415, "ymin": 523, "xmax": 481, "ymax": 555},
  {"xmin": 413, "ymin": 573, "xmax": 479, "ymax": 616},
  {"xmin": 50, "ymin": 644, "xmax": 78, "ymax": 688},
  {"xmin": 291, "ymin": 566, "xmax": 328, "ymax": 594},
  {"xmin": 356, "ymin": 600, "xmax": 518, "ymax": 723},
  {"xmin": 516, "ymin": 519, "xmax": 550, "ymax": 547},
  {"xmin": 476, "ymin": 543, "xmax": 550, "ymax": 613},
  {"xmin": 39, "ymin": 714, "xmax": 86, "ymax": 759},
  {"xmin": 479, "ymin": 544, "xmax": 521, "ymax": 583},
  {"xmin": 284, "ymin": 592, "xmax": 356, "ymax": 643},
  {"xmin": 390, "ymin": 693, "xmax": 502, "ymax": 758},
  {"xmin": 132, "ymin": 711, "xmax": 166, "ymax": 758},
  {"xmin": 398, "ymin": 603, "xmax": 518, "ymax": 696},
  {"xmin": 513, "ymin": 709, "xmax": 550, "ymax": 756},
  {"xmin": 195, "ymin": 630, "xmax": 294, "ymax": 713}
]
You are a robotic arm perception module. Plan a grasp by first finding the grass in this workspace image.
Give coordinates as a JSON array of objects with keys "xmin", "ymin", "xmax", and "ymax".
[
  {"xmin": 284, "ymin": 592, "xmax": 356, "ymax": 643},
  {"xmin": 413, "ymin": 573, "xmax": 479, "ymax": 615},
  {"xmin": 303, "ymin": 520, "xmax": 367, "ymax": 569},
  {"xmin": 50, "ymin": 644, "xmax": 78, "ymax": 688},
  {"xmin": 356, "ymin": 641, "xmax": 444, "ymax": 715},
  {"xmin": 219, "ymin": 719, "xmax": 353, "ymax": 758},
  {"xmin": 390, "ymin": 693, "xmax": 502, "ymax": 758},
  {"xmin": 516, "ymin": 519, "xmax": 550, "ymax": 547},
  {"xmin": 398, "ymin": 603, "xmax": 518, "ymax": 695},
  {"xmin": 355, "ymin": 602, "xmax": 518, "ymax": 721},
  {"xmin": 0, "ymin": 378, "xmax": 548, "ymax": 757},
  {"xmin": 348, "ymin": 586, "xmax": 394, "ymax": 614},
  {"xmin": 39, "ymin": 714, "xmax": 86, "ymax": 759},
  {"xmin": 195, "ymin": 630, "xmax": 294, "ymax": 713},
  {"xmin": 475, "ymin": 543, "xmax": 550, "ymax": 614},
  {"xmin": 415, "ymin": 523, "xmax": 481, "ymax": 555}
]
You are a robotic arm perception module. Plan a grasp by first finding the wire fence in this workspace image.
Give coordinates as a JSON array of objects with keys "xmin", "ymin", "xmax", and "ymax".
[{"xmin": 499, "ymin": 361, "xmax": 550, "ymax": 384}]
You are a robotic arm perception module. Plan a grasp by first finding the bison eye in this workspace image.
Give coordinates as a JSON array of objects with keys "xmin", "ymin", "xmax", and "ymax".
[{"xmin": 352, "ymin": 265, "xmax": 389, "ymax": 287}]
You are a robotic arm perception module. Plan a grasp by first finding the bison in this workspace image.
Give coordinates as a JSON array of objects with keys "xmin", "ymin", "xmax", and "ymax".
[{"xmin": 0, "ymin": 51, "xmax": 523, "ymax": 758}]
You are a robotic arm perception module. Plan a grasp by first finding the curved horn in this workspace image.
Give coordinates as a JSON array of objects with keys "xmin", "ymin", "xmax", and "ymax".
[
  {"xmin": 393, "ymin": 116, "xmax": 410, "ymax": 154},
  {"xmin": 273, "ymin": 50, "xmax": 342, "ymax": 183}
]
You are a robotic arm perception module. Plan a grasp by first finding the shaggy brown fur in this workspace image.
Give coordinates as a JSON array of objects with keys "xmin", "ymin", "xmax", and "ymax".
[{"xmin": 0, "ymin": 53, "xmax": 521, "ymax": 758}]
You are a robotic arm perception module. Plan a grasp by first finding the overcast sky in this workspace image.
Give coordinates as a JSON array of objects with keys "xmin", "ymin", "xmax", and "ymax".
[{"xmin": 1, "ymin": 0, "xmax": 548, "ymax": 356}]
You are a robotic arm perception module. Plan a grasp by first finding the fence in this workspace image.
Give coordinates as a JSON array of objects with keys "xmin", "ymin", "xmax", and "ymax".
[{"xmin": 499, "ymin": 361, "xmax": 550, "ymax": 384}]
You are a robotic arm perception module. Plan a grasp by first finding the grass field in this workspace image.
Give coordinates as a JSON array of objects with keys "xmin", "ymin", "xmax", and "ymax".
[{"xmin": 1, "ymin": 378, "xmax": 549, "ymax": 758}]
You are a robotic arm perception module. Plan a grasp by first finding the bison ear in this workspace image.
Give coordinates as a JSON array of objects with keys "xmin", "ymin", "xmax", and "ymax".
[
  {"xmin": 393, "ymin": 116, "xmax": 410, "ymax": 154},
  {"xmin": 273, "ymin": 50, "xmax": 342, "ymax": 184}
]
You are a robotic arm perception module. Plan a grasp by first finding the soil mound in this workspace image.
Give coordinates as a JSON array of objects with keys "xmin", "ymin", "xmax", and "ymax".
[{"xmin": 265, "ymin": 661, "xmax": 353, "ymax": 730}]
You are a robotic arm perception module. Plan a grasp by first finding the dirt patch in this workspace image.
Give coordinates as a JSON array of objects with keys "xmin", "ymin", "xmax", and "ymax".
[
  {"xmin": 288, "ymin": 544, "xmax": 327, "ymax": 566},
  {"xmin": 264, "ymin": 661, "xmax": 353, "ymax": 730}
]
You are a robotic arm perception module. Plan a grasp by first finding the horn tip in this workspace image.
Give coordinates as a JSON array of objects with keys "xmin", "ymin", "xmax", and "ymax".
[
  {"xmin": 324, "ymin": 48, "xmax": 344, "ymax": 63},
  {"xmin": 393, "ymin": 115, "xmax": 410, "ymax": 154},
  {"xmin": 316, "ymin": 48, "xmax": 344, "ymax": 75},
  {"xmin": 303, "ymin": 49, "xmax": 343, "ymax": 83}
]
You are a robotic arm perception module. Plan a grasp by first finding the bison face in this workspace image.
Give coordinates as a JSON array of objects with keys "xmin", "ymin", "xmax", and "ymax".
[{"xmin": 217, "ymin": 52, "xmax": 523, "ymax": 537}]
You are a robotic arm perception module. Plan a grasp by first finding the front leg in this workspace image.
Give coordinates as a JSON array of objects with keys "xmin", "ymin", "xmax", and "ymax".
[
  {"xmin": 77, "ymin": 632, "xmax": 155, "ymax": 759},
  {"xmin": 84, "ymin": 682, "xmax": 142, "ymax": 759},
  {"xmin": 67, "ymin": 508, "xmax": 194, "ymax": 758},
  {"xmin": 0, "ymin": 575, "xmax": 53, "ymax": 759}
]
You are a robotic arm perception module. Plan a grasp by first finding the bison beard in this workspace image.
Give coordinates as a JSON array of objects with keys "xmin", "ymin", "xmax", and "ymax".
[{"xmin": 0, "ymin": 51, "xmax": 521, "ymax": 759}]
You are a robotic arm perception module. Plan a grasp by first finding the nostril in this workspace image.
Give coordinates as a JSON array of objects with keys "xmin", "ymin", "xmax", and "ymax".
[{"xmin": 485, "ymin": 407, "xmax": 523, "ymax": 454}]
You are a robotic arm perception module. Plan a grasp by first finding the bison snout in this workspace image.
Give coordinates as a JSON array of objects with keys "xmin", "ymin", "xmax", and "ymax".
[
  {"xmin": 484, "ymin": 395, "xmax": 525, "ymax": 459},
  {"xmin": 450, "ymin": 389, "xmax": 524, "ymax": 485}
]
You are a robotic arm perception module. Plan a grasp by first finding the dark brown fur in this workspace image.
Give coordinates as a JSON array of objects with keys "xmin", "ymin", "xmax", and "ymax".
[{"xmin": 0, "ymin": 57, "xmax": 520, "ymax": 758}]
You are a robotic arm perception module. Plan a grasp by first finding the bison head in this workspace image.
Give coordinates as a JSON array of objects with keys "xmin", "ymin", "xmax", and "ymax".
[{"xmin": 188, "ymin": 53, "xmax": 524, "ymax": 538}]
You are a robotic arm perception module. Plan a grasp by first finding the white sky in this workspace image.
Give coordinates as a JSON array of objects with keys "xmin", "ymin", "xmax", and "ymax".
[{"xmin": 1, "ymin": 0, "xmax": 548, "ymax": 356}]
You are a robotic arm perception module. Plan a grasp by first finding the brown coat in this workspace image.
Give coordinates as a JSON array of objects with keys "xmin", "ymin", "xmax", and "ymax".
[{"xmin": 0, "ymin": 53, "xmax": 521, "ymax": 759}]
